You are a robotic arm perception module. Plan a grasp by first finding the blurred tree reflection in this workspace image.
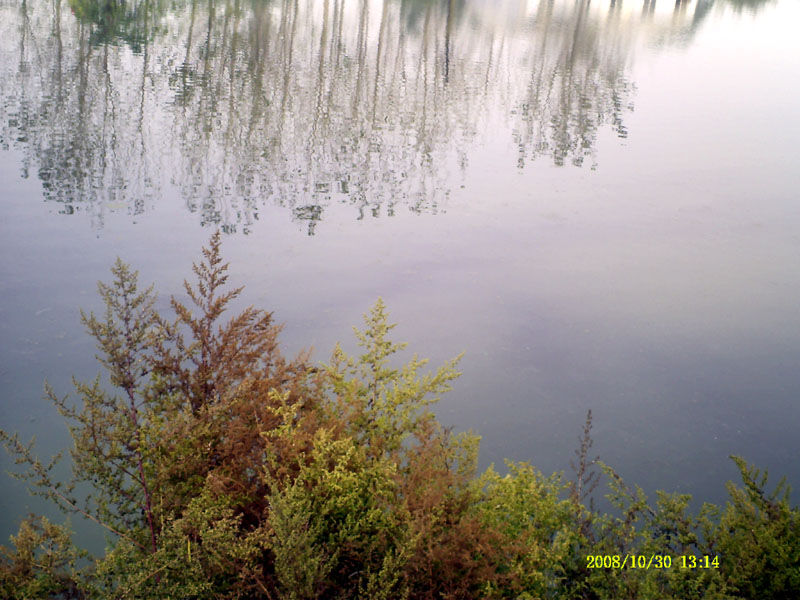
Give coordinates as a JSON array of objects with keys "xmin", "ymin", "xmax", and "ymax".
[
  {"xmin": 0, "ymin": 0, "xmax": 711, "ymax": 233},
  {"xmin": 68, "ymin": 0, "xmax": 167, "ymax": 50},
  {"xmin": 722, "ymin": 0, "xmax": 775, "ymax": 14}
]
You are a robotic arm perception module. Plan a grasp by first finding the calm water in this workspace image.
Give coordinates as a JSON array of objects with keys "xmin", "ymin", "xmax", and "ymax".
[{"xmin": 1, "ymin": 0, "xmax": 799, "ymax": 545}]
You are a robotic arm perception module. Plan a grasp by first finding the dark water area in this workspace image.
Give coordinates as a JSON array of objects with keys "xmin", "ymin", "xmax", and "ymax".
[{"xmin": 1, "ymin": 0, "xmax": 799, "ymax": 548}]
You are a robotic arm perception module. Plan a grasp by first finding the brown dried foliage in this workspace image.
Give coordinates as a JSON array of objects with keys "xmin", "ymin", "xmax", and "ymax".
[{"xmin": 147, "ymin": 233, "xmax": 326, "ymax": 521}]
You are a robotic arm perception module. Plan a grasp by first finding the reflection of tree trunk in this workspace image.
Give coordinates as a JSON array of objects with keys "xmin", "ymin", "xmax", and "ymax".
[
  {"xmin": 312, "ymin": 0, "xmax": 330, "ymax": 145},
  {"xmin": 324, "ymin": 0, "xmax": 344, "ymax": 130},
  {"xmin": 135, "ymin": 0, "xmax": 151, "ymax": 216},
  {"xmin": 202, "ymin": 0, "xmax": 215, "ymax": 142},
  {"xmin": 530, "ymin": 0, "xmax": 554, "ymax": 151},
  {"xmin": 53, "ymin": 0, "xmax": 62, "ymax": 101},
  {"xmin": 391, "ymin": 10, "xmax": 406, "ymax": 106},
  {"xmin": 223, "ymin": 0, "xmax": 242, "ymax": 217},
  {"xmin": 416, "ymin": 2, "xmax": 432, "ymax": 158},
  {"xmin": 17, "ymin": 0, "xmax": 30, "ymax": 179},
  {"xmin": 179, "ymin": 0, "xmax": 197, "ymax": 109},
  {"xmin": 19, "ymin": 0, "xmax": 27, "ymax": 69},
  {"xmin": 371, "ymin": 0, "xmax": 389, "ymax": 125},
  {"xmin": 555, "ymin": 0, "xmax": 588, "ymax": 164},
  {"xmin": 445, "ymin": 0, "xmax": 454, "ymax": 83},
  {"xmin": 432, "ymin": 8, "xmax": 442, "ymax": 127},
  {"xmin": 691, "ymin": 0, "xmax": 715, "ymax": 34},
  {"xmin": 278, "ymin": 0, "xmax": 298, "ymax": 136},
  {"xmin": 333, "ymin": 0, "xmax": 345, "ymax": 71},
  {"xmin": 139, "ymin": 0, "xmax": 150, "ymax": 144},
  {"xmin": 353, "ymin": 0, "xmax": 369, "ymax": 117},
  {"xmin": 77, "ymin": 21, "xmax": 92, "ymax": 184},
  {"xmin": 247, "ymin": 1, "xmax": 270, "ymax": 146},
  {"xmin": 101, "ymin": 43, "xmax": 110, "ymax": 196}
]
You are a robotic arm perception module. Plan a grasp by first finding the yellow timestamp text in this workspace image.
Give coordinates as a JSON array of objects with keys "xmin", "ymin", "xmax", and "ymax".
[{"xmin": 586, "ymin": 555, "xmax": 720, "ymax": 570}]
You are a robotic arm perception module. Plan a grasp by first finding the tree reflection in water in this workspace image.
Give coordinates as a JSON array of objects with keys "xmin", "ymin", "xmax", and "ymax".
[{"xmin": 0, "ymin": 0, "xmax": 761, "ymax": 234}]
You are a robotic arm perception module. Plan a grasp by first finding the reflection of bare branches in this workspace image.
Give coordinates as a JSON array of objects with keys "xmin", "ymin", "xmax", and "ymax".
[
  {"xmin": 166, "ymin": 0, "xmax": 470, "ymax": 233},
  {"xmin": 1, "ymin": 0, "xmax": 159, "ymax": 227},
  {"xmin": 510, "ymin": 0, "xmax": 635, "ymax": 169},
  {"xmin": 0, "ymin": 0, "xmax": 709, "ymax": 233}
]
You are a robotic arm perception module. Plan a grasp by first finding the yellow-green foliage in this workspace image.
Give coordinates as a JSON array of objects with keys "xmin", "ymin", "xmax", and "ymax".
[
  {"xmin": 0, "ymin": 516, "xmax": 86, "ymax": 600},
  {"xmin": 476, "ymin": 463, "xmax": 579, "ymax": 598},
  {"xmin": 95, "ymin": 489, "xmax": 267, "ymax": 599},
  {"xmin": 713, "ymin": 458, "xmax": 800, "ymax": 599},
  {"xmin": 324, "ymin": 298, "xmax": 464, "ymax": 462},
  {"xmin": 265, "ymin": 428, "xmax": 411, "ymax": 600}
]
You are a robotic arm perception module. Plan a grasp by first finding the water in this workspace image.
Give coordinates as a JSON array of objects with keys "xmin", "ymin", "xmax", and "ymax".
[{"xmin": 1, "ymin": 0, "xmax": 799, "ymax": 547}]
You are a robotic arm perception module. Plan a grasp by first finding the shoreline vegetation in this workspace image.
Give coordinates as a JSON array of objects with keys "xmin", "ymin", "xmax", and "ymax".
[{"xmin": 1, "ymin": 234, "xmax": 798, "ymax": 599}]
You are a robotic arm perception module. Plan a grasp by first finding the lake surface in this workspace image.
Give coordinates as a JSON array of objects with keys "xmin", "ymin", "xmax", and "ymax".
[{"xmin": 2, "ymin": 0, "xmax": 799, "ymax": 546}]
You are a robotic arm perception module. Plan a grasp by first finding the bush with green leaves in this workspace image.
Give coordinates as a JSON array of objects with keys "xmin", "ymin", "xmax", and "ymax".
[{"xmin": 0, "ymin": 516, "xmax": 86, "ymax": 599}]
